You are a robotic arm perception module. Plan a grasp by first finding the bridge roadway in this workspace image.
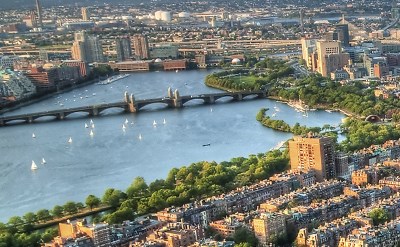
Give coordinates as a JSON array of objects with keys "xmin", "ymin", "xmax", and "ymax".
[{"xmin": 0, "ymin": 90, "xmax": 267, "ymax": 126}]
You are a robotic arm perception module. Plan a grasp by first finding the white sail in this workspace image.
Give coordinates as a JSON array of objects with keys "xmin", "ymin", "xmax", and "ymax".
[
  {"xmin": 85, "ymin": 123, "xmax": 89, "ymax": 128},
  {"xmin": 138, "ymin": 134, "xmax": 142, "ymax": 140},
  {"xmin": 163, "ymin": 118, "xmax": 166, "ymax": 124},
  {"xmin": 31, "ymin": 160, "xmax": 38, "ymax": 170},
  {"xmin": 125, "ymin": 119, "xmax": 129, "ymax": 124},
  {"xmin": 91, "ymin": 123, "xmax": 95, "ymax": 128},
  {"xmin": 32, "ymin": 133, "xmax": 36, "ymax": 138},
  {"xmin": 68, "ymin": 137, "xmax": 73, "ymax": 144},
  {"xmin": 90, "ymin": 119, "xmax": 94, "ymax": 124},
  {"xmin": 122, "ymin": 124, "xmax": 126, "ymax": 131},
  {"xmin": 41, "ymin": 158, "xmax": 46, "ymax": 164},
  {"xmin": 153, "ymin": 120, "xmax": 157, "ymax": 126},
  {"xmin": 90, "ymin": 130, "xmax": 94, "ymax": 137}
]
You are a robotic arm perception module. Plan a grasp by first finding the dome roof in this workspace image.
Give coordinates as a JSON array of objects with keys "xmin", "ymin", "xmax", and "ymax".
[
  {"xmin": 232, "ymin": 58, "xmax": 241, "ymax": 63},
  {"xmin": 155, "ymin": 58, "xmax": 162, "ymax": 62}
]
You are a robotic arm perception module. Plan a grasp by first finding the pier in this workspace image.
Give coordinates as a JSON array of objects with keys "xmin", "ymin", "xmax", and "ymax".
[{"xmin": 0, "ymin": 89, "xmax": 267, "ymax": 126}]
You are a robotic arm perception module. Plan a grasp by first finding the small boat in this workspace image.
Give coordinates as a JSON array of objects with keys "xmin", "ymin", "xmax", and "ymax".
[
  {"xmin": 153, "ymin": 120, "xmax": 157, "ymax": 126},
  {"xmin": 90, "ymin": 130, "xmax": 94, "ymax": 137},
  {"xmin": 163, "ymin": 118, "xmax": 166, "ymax": 124},
  {"xmin": 125, "ymin": 119, "xmax": 129, "ymax": 124},
  {"xmin": 325, "ymin": 110, "xmax": 332, "ymax": 113},
  {"xmin": 122, "ymin": 124, "xmax": 126, "ymax": 131},
  {"xmin": 210, "ymin": 108, "xmax": 213, "ymax": 112},
  {"xmin": 41, "ymin": 158, "xmax": 46, "ymax": 165},
  {"xmin": 202, "ymin": 143, "xmax": 211, "ymax": 147},
  {"xmin": 92, "ymin": 93, "xmax": 96, "ymax": 96},
  {"xmin": 176, "ymin": 70, "xmax": 179, "ymax": 73},
  {"xmin": 85, "ymin": 123, "xmax": 89, "ymax": 128},
  {"xmin": 32, "ymin": 133, "xmax": 36, "ymax": 138},
  {"xmin": 90, "ymin": 119, "xmax": 94, "ymax": 124},
  {"xmin": 272, "ymin": 113, "xmax": 276, "ymax": 117},
  {"xmin": 68, "ymin": 137, "xmax": 73, "ymax": 144},
  {"xmin": 138, "ymin": 134, "xmax": 142, "ymax": 140},
  {"xmin": 31, "ymin": 160, "xmax": 38, "ymax": 170},
  {"xmin": 91, "ymin": 123, "xmax": 95, "ymax": 129},
  {"xmin": 131, "ymin": 121, "xmax": 134, "ymax": 125}
]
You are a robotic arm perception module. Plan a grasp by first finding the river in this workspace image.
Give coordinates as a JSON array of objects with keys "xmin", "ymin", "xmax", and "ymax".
[{"xmin": 0, "ymin": 69, "xmax": 345, "ymax": 222}]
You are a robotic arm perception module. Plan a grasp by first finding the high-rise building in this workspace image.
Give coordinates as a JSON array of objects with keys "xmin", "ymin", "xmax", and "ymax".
[
  {"xmin": 132, "ymin": 34, "xmax": 149, "ymax": 60},
  {"xmin": 35, "ymin": 0, "xmax": 43, "ymax": 29},
  {"xmin": 316, "ymin": 40, "xmax": 342, "ymax": 76},
  {"xmin": 301, "ymin": 38, "xmax": 317, "ymax": 69},
  {"xmin": 116, "ymin": 37, "xmax": 132, "ymax": 62},
  {"xmin": 81, "ymin": 7, "xmax": 90, "ymax": 21},
  {"xmin": 335, "ymin": 24, "xmax": 350, "ymax": 47},
  {"xmin": 289, "ymin": 135, "xmax": 336, "ymax": 181},
  {"xmin": 71, "ymin": 32, "xmax": 104, "ymax": 63},
  {"xmin": 23, "ymin": 11, "xmax": 37, "ymax": 28}
]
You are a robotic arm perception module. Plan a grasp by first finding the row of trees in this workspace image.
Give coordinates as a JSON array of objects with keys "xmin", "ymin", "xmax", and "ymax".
[
  {"xmin": 205, "ymin": 59, "xmax": 294, "ymax": 92},
  {"xmin": 269, "ymin": 74, "xmax": 400, "ymax": 119},
  {"xmin": 103, "ymin": 149, "xmax": 289, "ymax": 224}
]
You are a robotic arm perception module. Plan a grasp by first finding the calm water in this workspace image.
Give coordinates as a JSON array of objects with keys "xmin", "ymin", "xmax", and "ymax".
[{"xmin": 0, "ymin": 70, "xmax": 345, "ymax": 221}]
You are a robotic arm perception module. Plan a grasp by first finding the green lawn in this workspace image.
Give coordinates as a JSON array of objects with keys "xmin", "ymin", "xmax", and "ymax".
[{"xmin": 230, "ymin": 75, "xmax": 258, "ymax": 86}]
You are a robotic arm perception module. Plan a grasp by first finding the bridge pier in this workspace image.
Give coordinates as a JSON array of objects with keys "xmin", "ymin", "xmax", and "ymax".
[
  {"xmin": 92, "ymin": 108, "xmax": 99, "ymax": 116},
  {"xmin": 57, "ymin": 112, "xmax": 65, "ymax": 120},
  {"xmin": 235, "ymin": 94, "xmax": 243, "ymax": 101},
  {"xmin": 205, "ymin": 96, "xmax": 215, "ymax": 104},
  {"xmin": 0, "ymin": 120, "xmax": 4, "ymax": 126},
  {"xmin": 28, "ymin": 116, "xmax": 33, "ymax": 123},
  {"xmin": 126, "ymin": 94, "xmax": 137, "ymax": 113}
]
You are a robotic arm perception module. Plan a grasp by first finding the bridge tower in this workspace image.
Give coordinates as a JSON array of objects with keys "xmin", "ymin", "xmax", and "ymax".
[
  {"xmin": 124, "ymin": 91, "xmax": 137, "ymax": 113},
  {"xmin": 173, "ymin": 89, "xmax": 182, "ymax": 108},
  {"xmin": 167, "ymin": 87, "xmax": 173, "ymax": 98}
]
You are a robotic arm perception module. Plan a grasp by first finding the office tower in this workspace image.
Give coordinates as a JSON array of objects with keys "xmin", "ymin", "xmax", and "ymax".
[
  {"xmin": 132, "ymin": 34, "xmax": 149, "ymax": 60},
  {"xmin": 316, "ymin": 40, "xmax": 341, "ymax": 76},
  {"xmin": 81, "ymin": 7, "xmax": 90, "ymax": 21},
  {"xmin": 71, "ymin": 31, "xmax": 104, "ymax": 63},
  {"xmin": 299, "ymin": 9, "xmax": 305, "ymax": 32},
  {"xmin": 116, "ymin": 37, "xmax": 132, "ymax": 61},
  {"xmin": 35, "ymin": 0, "xmax": 43, "ymax": 28},
  {"xmin": 335, "ymin": 24, "xmax": 350, "ymax": 47},
  {"xmin": 301, "ymin": 38, "xmax": 317, "ymax": 69},
  {"xmin": 289, "ymin": 135, "xmax": 336, "ymax": 181}
]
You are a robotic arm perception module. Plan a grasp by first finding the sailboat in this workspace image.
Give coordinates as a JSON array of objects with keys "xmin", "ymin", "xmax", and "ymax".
[
  {"xmin": 85, "ymin": 123, "xmax": 89, "ymax": 128},
  {"xmin": 90, "ymin": 130, "xmax": 94, "ymax": 137},
  {"xmin": 138, "ymin": 134, "xmax": 142, "ymax": 140},
  {"xmin": 125, "ymin": 119, "xmax": 129, "ymax": 125},
  {"xmin": 90, "ymin": 119, "xmax": 94, "ymax": 124},
  {"xmin": 68, "ymin": 137, "xmax": 73, "ymax": 144},
  {"xmin": 91, "ymin": 123, "xmax": 95, "ymax": 128},
  {"xmin": 131, "ymin": 121, "xmax": 134, "ymax": 125},
  {"xmin": 122, "ymin": 124, "xmax": 126, "ymax": 131},
  {"xmin": 32, "ymin": 133, "xmax": 36, "ymax": 138},
  {"xmin": 163, "ymin": 118, "xmax": 166, "ymax": 124},
  {"xmin": 153, "ymin": 120, "xmax": 157, "ymax": 126},
  {"xmin": 31, "ymin": 160, "xmax": 38, "ymax": 170},
  {"xmin": 210, "ymin": 108, "xmax": 213, "ymax": 112},
  {"xmin": 41, "ymin": 158, "xmax": 46, "ymax": 164}
]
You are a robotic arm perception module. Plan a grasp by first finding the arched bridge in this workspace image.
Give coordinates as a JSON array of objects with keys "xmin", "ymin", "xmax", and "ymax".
[{"xmin": 0, "ymin": 89, "xmax": 267, "ymax": 126}]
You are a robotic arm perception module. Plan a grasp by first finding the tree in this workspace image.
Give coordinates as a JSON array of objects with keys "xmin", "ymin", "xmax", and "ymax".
[
  {"xmin": 85, "ymin": 195, "xmax": 101, "ymax": 211},
  {"xmin": 63, "ymin": 201, "xmax": 78, "ymax": 215},
  {"xmin": 102, "ymin": 188, "xmax": 125, "ymax": 208},
  {"xmin": 52, "ymin": 205, "xmax": 64, "ymax": 218},
  {"xmin": 36, "ymin": 209, "xmax": 51, "ymax": 222},
  {"xmin": 126, "ymin": 177, "xmax": 148, "ymax": 197},
  {"xmin": 233, "ymin": 227, "xmax": 258, "ymax": 246},
  {"xmin": 23, "ymin": 212, "xmax": 37, "ymax": 224},
  {"xmin": 368, "ymin": 208, "xmax": 390, "ymax": 226}
]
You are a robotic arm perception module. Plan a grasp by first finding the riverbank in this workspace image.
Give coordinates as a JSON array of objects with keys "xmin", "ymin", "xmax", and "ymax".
[{"xmin": 0, "ymin": 77, "xmax": 102, "ymax": 115}]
